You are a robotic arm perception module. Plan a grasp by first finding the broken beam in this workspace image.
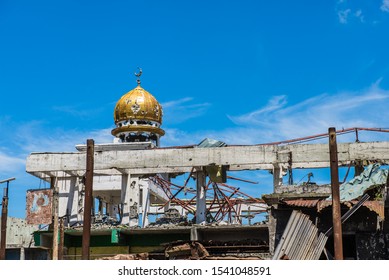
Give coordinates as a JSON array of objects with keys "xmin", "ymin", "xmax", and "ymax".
[{"xmin": 26, "ymin": 142, "xmax": 389, "ymax": 175}]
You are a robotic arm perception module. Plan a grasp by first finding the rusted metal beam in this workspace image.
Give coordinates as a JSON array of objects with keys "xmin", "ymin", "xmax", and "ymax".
[
  {"xmin": 329, "ymin": 127, "xmax": 343, "ymax": 260},
  {"xmin": 0, "ymin": 178, "xmax": 15, "ymax": 260},
  {"xmin": 226, "ymin": 175, "xmax": 258, "ymax": 184},
  {"xmin": 51, "ymin": 176, "xmax": 59, "ymax": 260},
  {"xmin": 0, "ymin": 195, "xmax": 8, "ymax": 260},
  {"xmin": 261, "ymin": 127, "xmax": 389, "ymax": 145},
  {"xmin": 82, "ymin": 139, "xmax": 94, "ymax": 260}
]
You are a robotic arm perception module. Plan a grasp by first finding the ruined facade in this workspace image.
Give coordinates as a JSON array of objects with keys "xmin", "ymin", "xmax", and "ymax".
[{"xmin": 24, "ymin": 76, "xmax": 389, "ymax": 259}]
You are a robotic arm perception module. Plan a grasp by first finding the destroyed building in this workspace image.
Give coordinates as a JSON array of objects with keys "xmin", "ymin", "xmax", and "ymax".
[
  {"xmin": 268, "ymin": 163, "xmax": 389, "ymax": 260},
  {"xmin": 0, "ymin": 217, "xmax": 46, "ymax": 260},
  {"xmin": 23, "ymin": 75, "xmax": 389, "ymax": 260}
]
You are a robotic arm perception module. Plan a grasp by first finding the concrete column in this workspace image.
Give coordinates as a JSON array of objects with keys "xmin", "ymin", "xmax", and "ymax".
[
  {"xmin": 164, "ymin": 202, "xmax": 170, "ymax": 213},
  {"xmin": 156, "ymin": 136, "xmax": 160, "ymax": 147},
  {"xmin": 62, "ymin": 177, "xmax": 83, "ymax": 225},
  {"xmin": 109, "ymin": 201, "xmax": 118, "ymax": 221},
  {"xmin": 58, "ymin": 177, "xmax": 79, "ymax": 226},
  {"xmin": 102, "ymin": 201, "xmax": 107, "ymax": 215},
  {"xmin": 234, "ymin": 204, "xmax": 242, "ymax": 224},
  {"xmin": 268, "ymin": 207, "xmax": 277, "ymax": 255},
  {"xmin": 196, "ymin": 170, "xmax": 206, "ymax": 224},
  {"xmin": 121, "ymin": 174, "xmax": 139, "ymax": 227},
  {"xmin": 20, "ymin": 247, "xmax": 25, "ymax": 260},
  {"xmin": 141, "ymin": 185, "xmax": 150, "ymax": 228},
  {"xmin": 273, "ymin": 165, "xmax": 284, "ymax": 192}
]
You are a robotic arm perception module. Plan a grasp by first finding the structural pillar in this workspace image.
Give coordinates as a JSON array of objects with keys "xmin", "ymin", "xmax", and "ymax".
[
  {"xmin": 121, "ymin": 175, "xmax": 139, "ymax": 227},
  {"xmin": 20, "ymin": 247, "xmax": 25, "ymax": 260},
  {"xmin": 0, "ymin": 177, "xmax": 14, "ymax": 260},
  {"xmin": 108, "ymin": 201, "xmax": 118, "ymax": 221},
  {"xmin": 0, "ymin": 195, "xmax": 8, "ymax": 260},
  {"xmin": 142, "ymin": 186, "xmax": 150, "ymax": 228},
  {"xmin": 273, "ymin": 164, "xmax": 283, "ymax": 191},
  {"xmin": 51, "ymin": 176, "xmax": 59, "ymax": 260},
  {"xmin": 329, "ymin": 127, "xmax": 343, "ymax": 260},
  {"xmin": 82, "ymin": 139, "xmax": 94, "ymax": 260},
  {"xmin": 60, "ymin": 176, "xmax": 83, "ymax": 226},
  {"xmin": 196, "ymin": 169, "xmax": 206, "ymax": 224},
  {"xmin": 58, "ymin": 217, "xmax": 64, "ymax": 260}
]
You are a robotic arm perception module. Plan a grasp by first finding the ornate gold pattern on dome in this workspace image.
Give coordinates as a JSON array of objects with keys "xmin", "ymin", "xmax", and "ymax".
[
  {"xmin": 113, "ymin": 85, "xmax": 163, "ymax": 124},
  {"xmin": 111, "ymin": 125, "xmax": 165, "ymax": 137}
]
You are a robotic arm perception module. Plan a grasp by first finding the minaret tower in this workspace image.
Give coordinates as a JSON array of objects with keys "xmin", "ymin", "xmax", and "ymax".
[{"xmin": 111, "ymin": 69, "xmax": 165, "ymax": 147}]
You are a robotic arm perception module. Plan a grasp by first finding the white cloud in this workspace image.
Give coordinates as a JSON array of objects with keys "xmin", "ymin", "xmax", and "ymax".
[
  {"xmin": 227, "ymin": 82, "xmax": 389, "ymax": 143},
  {"xmin": 0, "ymin": 151, "xmax": 25, "ymax": 175},
  {"xmin": 355, "ymin": 9, "xmax": 365, "ymax": 22},
  {"xmin": 336, "ymin": 7, "xmax": 366, "ymax": 24},
  {"xmin": 227, "ymin": 95, "xmax": 287, "ymax": 126},
  {"xmin": 161, "ymin": 97, "xmax": 211, "ymax": 124},
  {"xmin": 338, "ymin": 9, "xmax": 351, "ymax": 24},
  {"xmin": 381, "ymin": 0, "xmax": 389, "ymax": 12},
  {"xmin": 162, "ymin": 97, "xmax": 194, "ymax": 108},
  {"xmin": 52, "ymin": 104, "xmax": 105, "ymax": 120},
  {"xmin": 163, "ymin": 81, "xmax": 389, "ymax": 147},
  {"xmin": 19, "ymin": 127, "xmax": 114, "ymax": 153}
]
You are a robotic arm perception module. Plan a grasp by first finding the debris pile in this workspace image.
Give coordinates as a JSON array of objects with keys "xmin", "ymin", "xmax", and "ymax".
[
  {"xmin": 165, "ymin": 241, "xmax": 209, "ymax": 260},
  {"xmin": 148, "ymin": 208, "xmax": 189, "ymax": 227},
  {"xmin": 98, "ymin": 253, "xmax": 149, "ymax": 260},
  {"xmin": 163, "ymin": 240, "xmax": 268, "ymax": 260},
  {"xmin": 92, "ymin": 214, "xmax": 120, "ymax": 229}
]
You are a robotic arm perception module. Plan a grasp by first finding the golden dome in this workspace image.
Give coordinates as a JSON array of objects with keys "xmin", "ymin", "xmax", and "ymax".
[
  {"xmin": 111, "ymin": 84, "xmax": 165, "ymax": 138},
  {"xmin": 113, "ymin": 85, "xmax": 163, "ymax": 124}
]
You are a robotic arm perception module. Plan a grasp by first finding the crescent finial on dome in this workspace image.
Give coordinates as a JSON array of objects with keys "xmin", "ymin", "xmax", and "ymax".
[{"xmin": 134, "ymin": 67, "xmax": 142, "ymax": 85}]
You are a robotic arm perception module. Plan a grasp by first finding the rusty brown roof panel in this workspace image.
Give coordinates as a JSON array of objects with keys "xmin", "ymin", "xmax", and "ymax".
[
  {"xmin": 283, "ymin": 198, "xmax": 384, "ymax": 219},
  {"xmin": 282, "ymin": 199, "xmax": 320, "ymax": 208},
  {"xmin": 358, "ymin": 201, "xmax": 384, "ymax": 219},
  {"xmin": 317, "ymin": 200, "xmax": 384, "ymax": 218}
]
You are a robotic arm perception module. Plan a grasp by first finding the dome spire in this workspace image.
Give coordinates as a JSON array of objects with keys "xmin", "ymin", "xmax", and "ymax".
[{"xmin": 134, "ymin": 67, "xmax": 142, "ymax": 86}]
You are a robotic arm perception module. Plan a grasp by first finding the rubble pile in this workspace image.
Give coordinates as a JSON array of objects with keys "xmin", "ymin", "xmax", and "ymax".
[
  {"xmin": 148, "ymin": 208, "xmax": 189, "ymax": 227},
  {"xmin": 98, "ymin": 253, "xmax": 149, "ymax": 260}
]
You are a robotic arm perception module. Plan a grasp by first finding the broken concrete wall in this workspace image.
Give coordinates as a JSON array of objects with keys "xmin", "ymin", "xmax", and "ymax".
[
  {"xmin": 268, "ymin": 208, "xmax": 292, "ymax": 255},
  {"xmin": 275, "ymin": 185, "xmax": 331, "ymax": 195},
  {"xmin": 0, "ymin": 217, "xmax": 38, "ymax": 247}
]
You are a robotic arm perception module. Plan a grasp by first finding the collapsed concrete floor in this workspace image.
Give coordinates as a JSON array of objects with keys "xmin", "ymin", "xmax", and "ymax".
[{"xmin": 34, "ymin": 223, "xmax": 270, "ymax": 260}]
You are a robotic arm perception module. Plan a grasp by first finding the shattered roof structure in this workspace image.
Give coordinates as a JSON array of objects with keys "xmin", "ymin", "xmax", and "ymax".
[{"xmin": 334, "ymin": 163, "xmax": 388, "ymax": 201}]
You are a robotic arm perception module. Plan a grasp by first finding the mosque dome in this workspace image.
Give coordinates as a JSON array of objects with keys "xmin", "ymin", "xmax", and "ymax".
[{"xmin": 111, "ymin": 73, "xmax": 165, "ymax": 145}]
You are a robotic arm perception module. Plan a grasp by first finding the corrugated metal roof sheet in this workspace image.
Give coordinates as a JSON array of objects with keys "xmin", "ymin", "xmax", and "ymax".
[
  {"xmin": 283, "ymin": 198, "xmax": 384, "ymax": 218},
  {"xmin": 317, "ymin": 200, "xmax": 384, "ymax": 219},
  {"xmin": 273, "ymin": 210, "xmax": 327, "ymax": 260},
  {"xmin": 331, "ymin": 163, "xmax": 388, "ymax": 201},
  {"xmin": 197, "ymin": 138, "xmax": 227, "ymax": 148},
  {"xmin": 363, "ymin": 201, "xmax": 385, "ymax": 219},
  {"xmin": 283, "ymin": 199, "xmax": 320, "ymax": 208}
]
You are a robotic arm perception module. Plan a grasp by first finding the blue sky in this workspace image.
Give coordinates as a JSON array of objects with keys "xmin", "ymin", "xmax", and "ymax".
[{"xmin": 1, "ymin": 0, "xmax": 389, "ymax": 218}]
